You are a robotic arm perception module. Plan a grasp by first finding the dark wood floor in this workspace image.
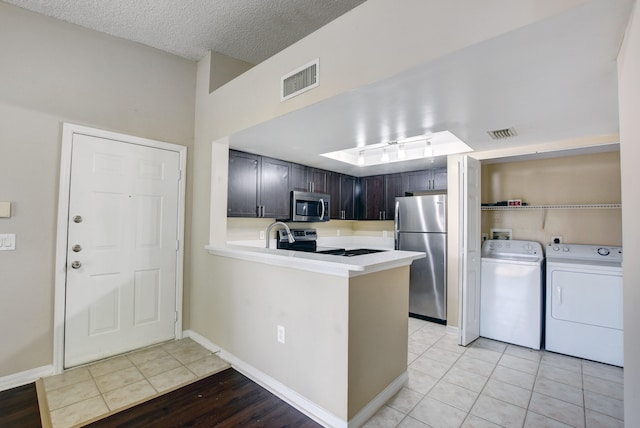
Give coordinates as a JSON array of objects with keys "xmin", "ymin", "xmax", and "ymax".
[
  {"xmin": 0, "ymin": 382, "xmax": 42, "ymax": 428},
  {"xmin": 0, "ymin": 368, "xmax": 321, "ymax": 428},
  {"xmin": 85, "ymin": 368, "xmax": 323, "ymax": 427}
]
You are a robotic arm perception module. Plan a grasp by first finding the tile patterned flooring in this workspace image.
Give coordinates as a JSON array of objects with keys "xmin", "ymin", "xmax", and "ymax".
[
  {"xmin": 42, "ymin": 338, "xmax": 230, "ymax": 428},
  {"xmin": 42, "ymin": 319, "xmax": 624, "ymax": 428},
  {"xmin": 364, "ymin": 318, "xmax": 624, "ymax": 428}
]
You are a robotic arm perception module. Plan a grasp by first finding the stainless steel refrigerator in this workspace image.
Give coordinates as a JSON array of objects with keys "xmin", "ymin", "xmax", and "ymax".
[{"xmin": 395, "ymin": 194, "xmax": 447, "ymax": 322}]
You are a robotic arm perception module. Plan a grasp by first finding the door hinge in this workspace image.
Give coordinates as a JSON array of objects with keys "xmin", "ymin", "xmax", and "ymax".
[
  {"xmin": 175, "ymin": 311, "xmax": 179, "ymax": 323},
  {"xmin": 176, "ymin": 239, "xmax": 180, "ymax": 251}
]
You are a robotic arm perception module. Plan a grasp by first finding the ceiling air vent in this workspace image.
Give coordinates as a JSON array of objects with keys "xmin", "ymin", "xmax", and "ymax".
[
  {"xmin": 281, "ymin": 59, "xmax": 319, "ymax": 101},
  {"xmin": 487, "ymin": 128, "xmax": 517, "ymax": 140}
]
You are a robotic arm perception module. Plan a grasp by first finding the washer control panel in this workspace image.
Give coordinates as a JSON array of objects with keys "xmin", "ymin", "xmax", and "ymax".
[
  {"xmin": 546, "ymin": 243, "xmax": 622, "ymax": 262},
  {"xmin": 482, "ymin": 240, "xmax": 543, "ymax": 258}
]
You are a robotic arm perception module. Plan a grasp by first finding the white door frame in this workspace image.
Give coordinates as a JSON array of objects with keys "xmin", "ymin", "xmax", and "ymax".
[{"xmin": 53, "ymin": 123, "xmax": 187, "ymax": 374}]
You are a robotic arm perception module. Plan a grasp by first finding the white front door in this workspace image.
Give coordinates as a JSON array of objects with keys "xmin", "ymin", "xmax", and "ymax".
[
  {"xmin": 459, "ymin": 155, "xmax": 481, "ymax": 346},
  {"xmin": 64, "ymin": 133, "xmax": 181, "ymax": 368}
]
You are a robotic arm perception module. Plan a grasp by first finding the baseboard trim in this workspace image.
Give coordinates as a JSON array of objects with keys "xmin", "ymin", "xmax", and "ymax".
[
  {"xmin": 446, "ymin": 325, "xmax": 459, "ymax": 336},
  {"xmin": 0, "ymin": 365, "xmax": 54, "ymax": 392},
  {"xmin": 346, "ymin": 371, "xmax": 408, "ymax": 428},
  {"xmin": 182, "ymin": 330, "xmax": 222, "ymax": 354},
  {"xmin": 186, "ymin": 329, "xmax": 399, "ymax": 428}
]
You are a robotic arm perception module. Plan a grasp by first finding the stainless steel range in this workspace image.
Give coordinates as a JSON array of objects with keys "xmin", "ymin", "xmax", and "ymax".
[
  {"xmin": 277, "ymin": 228, "xmax": 318, "ymax": 252},
  {"xmin": 276, "ymin": 228, "xmax": 386, "ymax": 257}
]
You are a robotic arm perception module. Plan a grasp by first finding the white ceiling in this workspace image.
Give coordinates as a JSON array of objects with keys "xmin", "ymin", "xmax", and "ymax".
[
  {"xmin": 229, "ymin": 0, "xmax": 632, "ymax": 176},
  {"xmin": 4, "ymin": 0, "xmax": 632, "ymax": 176},
  {"xmin": 1, "ymin": 0, "xmax": 366, "ymax": 63}
]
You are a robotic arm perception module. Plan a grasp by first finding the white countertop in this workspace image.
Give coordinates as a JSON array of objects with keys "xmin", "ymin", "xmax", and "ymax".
[{"xmin": 205, "ymin": 237, "xmax": 424, "ymax": 277}]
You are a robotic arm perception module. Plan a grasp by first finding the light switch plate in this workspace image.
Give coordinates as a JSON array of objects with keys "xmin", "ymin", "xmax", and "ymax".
[
  {"xmin": 0, "ymin": 202, "xmax": 10, "ymax": 218},
  {"xmin": 0, "ymin": 234, "xmax": 16, "ymax": 251}
]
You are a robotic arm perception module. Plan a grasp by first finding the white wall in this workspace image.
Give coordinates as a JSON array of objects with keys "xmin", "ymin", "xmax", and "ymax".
[
  {"xmin": 618, "ymin": 0, "xmax": 640, "ymax": 423},
  {"xmin": 204, "ymin": 0, "xmax": 587, "ymax": 142},
  {"xmin": 0, "ymin": 3, "xmax": 195, "ymax": 378},
  {"xmin": 209, "ymin": 52, "xmax": 253, "ymax": 92},
  {"xmin": 481, "ymin": 152, "xmax": 622, "ymax": 246}
]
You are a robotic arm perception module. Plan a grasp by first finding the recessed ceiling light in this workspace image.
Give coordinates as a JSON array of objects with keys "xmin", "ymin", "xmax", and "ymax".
[{"xmin": 321, "ymin": 131, "xmax": 472, "ymax": 167}]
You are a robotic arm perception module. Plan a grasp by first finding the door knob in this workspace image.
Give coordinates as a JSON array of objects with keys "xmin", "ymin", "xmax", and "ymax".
[
  {"xmin": 73, "ymin": 215, "xmax": 83, "ymax": 223},
  {"xmin": 72, "ymin": 244, "xmax": 82, "ymax": 252},
  {"xmin": 71, "ymin": 261, "xmax": 81, "ymax": 269}
]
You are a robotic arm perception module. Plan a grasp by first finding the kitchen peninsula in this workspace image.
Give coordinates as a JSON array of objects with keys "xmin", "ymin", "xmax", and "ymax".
[{"xmin": 204, "ymin": 241, "xmax": 424, "ymax": 427}]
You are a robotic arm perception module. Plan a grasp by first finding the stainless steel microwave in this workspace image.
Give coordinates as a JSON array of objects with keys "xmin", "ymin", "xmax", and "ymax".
[{"xmin": 290, "ymin": 191, "xmax": 330, "ymax": 222}]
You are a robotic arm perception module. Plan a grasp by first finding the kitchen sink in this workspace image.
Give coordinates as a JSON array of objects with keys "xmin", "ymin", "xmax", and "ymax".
[{"xmin": 316, "ymin": 248, "xmax": 387, "ymax": 257}]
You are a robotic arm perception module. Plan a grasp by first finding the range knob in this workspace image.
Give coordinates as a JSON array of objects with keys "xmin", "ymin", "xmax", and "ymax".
[
  {"xmin": 552, "ymin": 246, "xmax": 560, "ymax": 251},
  {"xmin": 563, "ymin": 247, "xmax": 570, "ymax": 252},
  {"xmin": 597, "ymin": 247, "xmax": 610, "ymax": 256}
]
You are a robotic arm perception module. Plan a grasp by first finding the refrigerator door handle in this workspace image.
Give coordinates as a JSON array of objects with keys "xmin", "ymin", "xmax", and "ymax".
[{"xmin": 394, "ymin": 201, "xmax": 400, "ymax": 248}]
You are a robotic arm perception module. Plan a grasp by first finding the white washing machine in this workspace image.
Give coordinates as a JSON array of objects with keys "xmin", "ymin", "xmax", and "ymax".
[
  {"xmin": 480, "ymin": 240, "xmax": 544, "ymax": 349},
  {"xmin": 546, "ymin": 243, "xmax": 623, "ymax": 366}
]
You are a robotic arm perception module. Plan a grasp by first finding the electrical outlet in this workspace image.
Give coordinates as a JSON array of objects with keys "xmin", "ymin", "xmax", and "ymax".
[
  {"xmin": 277, "ymin": 325, "xmax": 285, "ymax": 344},
  {"xmin": 552, "ymin": 235, "xmax": 563, "ymax": 244},
  {"xmin": 259, "ymin": 230, "xmax": 265, "ymax": 240}
]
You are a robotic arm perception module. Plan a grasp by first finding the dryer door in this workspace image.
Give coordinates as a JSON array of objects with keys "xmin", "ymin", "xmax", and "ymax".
[{"xmin": 549, "ymin": 269, "xmax": 623, "ymax": 329}]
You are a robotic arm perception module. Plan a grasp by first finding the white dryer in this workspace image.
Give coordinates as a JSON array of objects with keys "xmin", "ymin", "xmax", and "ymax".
[
  {"xmin": 546, "ymin": 243, "xmax": 623, "ymax": 366},
  {"xmin": 480, "ymin": 240, "xmax": 544, "ymax": 349}
]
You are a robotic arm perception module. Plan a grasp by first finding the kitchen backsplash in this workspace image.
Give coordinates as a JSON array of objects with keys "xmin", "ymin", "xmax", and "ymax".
[{"xmin": 226, "ymin": 218, "xmax": 394, "ymax": 242}]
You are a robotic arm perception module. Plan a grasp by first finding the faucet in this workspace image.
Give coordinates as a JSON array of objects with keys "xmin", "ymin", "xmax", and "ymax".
[{"xmin": 265, "ymin": 221, "xmax": 295, "ymax": 248}]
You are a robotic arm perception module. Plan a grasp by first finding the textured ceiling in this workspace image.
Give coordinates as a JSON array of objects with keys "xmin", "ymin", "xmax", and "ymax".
[
  {"xmin": 2, "ymin": 0, "xmax": 629, "ymax": 176},
  {"xmin": 1, "ymin": 0, "xmax": 367, "ymax": 63}
]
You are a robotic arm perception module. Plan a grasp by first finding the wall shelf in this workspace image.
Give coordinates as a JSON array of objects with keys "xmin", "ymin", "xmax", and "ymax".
[
  {"xmin": 481, "ymin": 203, "xmax": 622, "ymax": 228},
  {"xmin": 481, "ymin": 204, "xmax": 621, "ymax": 211}
]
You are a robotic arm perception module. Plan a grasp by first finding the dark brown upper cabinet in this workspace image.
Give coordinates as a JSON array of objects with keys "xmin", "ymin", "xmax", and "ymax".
[
  {"xmin": 227, "ymin": 150, "xmax": 290, "ymax": 219},
  {"xmin": 361, "ymin": 174, "xmax": 404, "ymax": 220},
  {"xmin": 228, "ymin": 149, "xmax": 446, "ymax": 221},
  {"xmin": 402, "ymin": 167, "xmax": 447, "ymax": 194},
  {"xmin": 291, "ymin": 163, "xmax": 329, "ymax": 194}
]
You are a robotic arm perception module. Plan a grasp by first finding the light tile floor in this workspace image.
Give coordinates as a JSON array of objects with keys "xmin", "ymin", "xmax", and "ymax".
[
  {"xmin": 364, "ymin": 318, "xmax": 624, "ymax": 428},
  {"xmin": 42, "ymin": 338, "xmax": 230, "ymax": 428},
  {"xmin": 42, "ymin": 320, "xmax": 624, "ymax": 428}
]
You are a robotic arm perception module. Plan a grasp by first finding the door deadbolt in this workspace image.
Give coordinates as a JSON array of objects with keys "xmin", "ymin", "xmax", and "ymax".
[
  {"xmin": 72, "ymin": 244, "xmax": 82, "ymax": 252},
  {"xmin": 73, "ymin": 215, "xmax": 83, "ymax": 223},
  {"xmin": 71, "ymin": 261, "xmax": 81, "ymax": 269}
]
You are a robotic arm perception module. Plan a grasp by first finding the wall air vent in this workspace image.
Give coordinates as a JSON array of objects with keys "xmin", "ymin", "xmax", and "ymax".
[
  {"xmin": 487, "ymin": 128, "xmax": 517, "ymax": 140},
  {"xmin": 281, "ymin": 59, "xmax": 319, "ymax": 101}
]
